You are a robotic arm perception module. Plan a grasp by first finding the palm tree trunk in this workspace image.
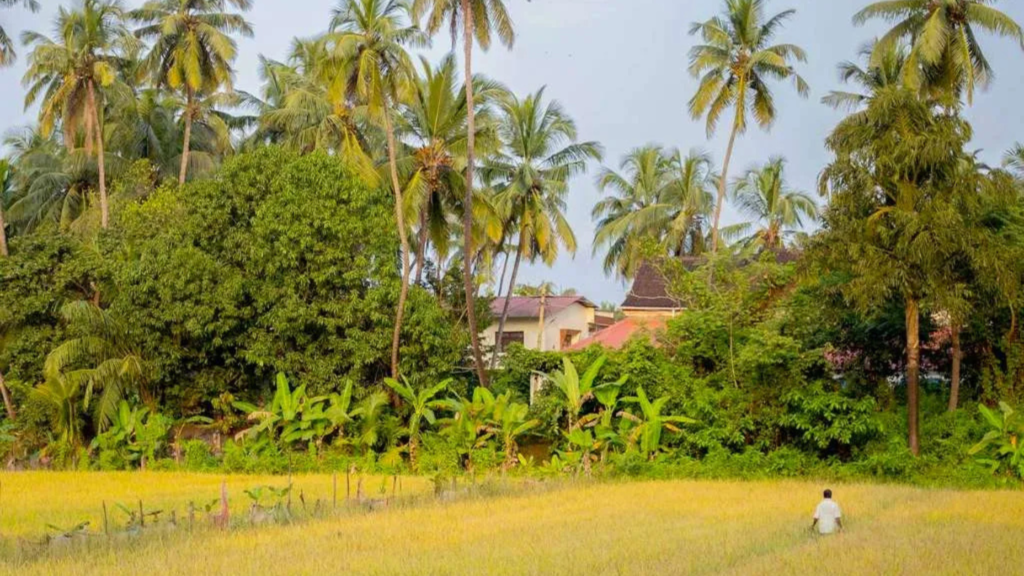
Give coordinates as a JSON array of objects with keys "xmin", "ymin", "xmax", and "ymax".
[
  {"xmin": 0, "ymin": 370, "xmax": 16, "ymax": 421},
  {"xmin": 712, "ymin": 110, "xmax": 742, "ymax": 253},
  {"xmin": 949, "ymin": 323, "xmax": 962, "ymax": 412},
  {"xmin": 414, "ymin": 208, "xmax": 429, "ymax": 285},
  {"xmin": 490, "ymin": 240, "xmax": 524, "ymax": 369},
  {"xmin": 0, "ymin": 203, "xmax": 8, "ymax": 257},
  {"xmin": 905, "ymin": 297, "xmax": 921, "ymax": 456},
  {"xmin": 462, "ymin": 0, "xmax": 488, "ymax": 386},
  {"xmin": 179, "ymin": 88, "xmax": 194, "ymax": 186},
  {"xmin": 384, "ymin": 103, "xmax": 412, "ymax": 380},
  {"xmin": 87, "ymin": 81, "xmax": 109, "ymax": 229}
]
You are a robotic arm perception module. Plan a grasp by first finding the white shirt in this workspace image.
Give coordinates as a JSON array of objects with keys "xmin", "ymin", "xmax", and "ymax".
[{"xmin": 814, "ymin": 499, "xmax": 842, "ymax": 534}]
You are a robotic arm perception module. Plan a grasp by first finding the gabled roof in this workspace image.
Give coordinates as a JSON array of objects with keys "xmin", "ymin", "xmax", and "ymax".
[
  {"xmin": 489, "ymin": 296, "xmax": 596, "ymax": 319},
  {"xmin": 621, "ymin": 262, "xmax": 681, "ymax": 310},
  {"xmin": 570, "ymin": 317, "xmax": 668, "ymax": 350}
]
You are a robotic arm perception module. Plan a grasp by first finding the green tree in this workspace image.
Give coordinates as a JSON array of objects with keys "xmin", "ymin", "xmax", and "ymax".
[
  {"xmin": 383, "ymin": 376, "xmax": 448, "ymax": 470},
  {"xmin": 688, "ymin": 0, "xmax": 808, "ymax": 252},
  {"xmin": 485, "ymin": 89, "xmax": 602, "ymax": 367},
  {"xmin": 331, "ymin": 0, "xmax": 425, "ymax": 379},
  {"xmin": 593, "ymin": 147, "xmax": 716, "ymax": 278},
  {"xmin": 130, "ymin": 0, "xmax": 253, "ymax": 185},
  {"xmin": 22, "ymin": 0, "xmax": 137, "ymax": 229},
  {"xmin": 822, "ymin": 40, "xmax": 910, "ymax": 113},
  {"xmin": 412, "ymin": 0, "xmax": 516, "ymax": 386},
  {"xmin": 854, "ymin": 0, "xmax": 1024, "ymax": 104},
  {"xmin": 1005, "ymin": 144, "xmax": 1024, "ymax": 180},
  {"xmin": 731, "ymin": 157, "xmax": 817, "ymax": 249},
  {"xmin": 0, "ymin": 0, "xmax": 38, "ymax": 66}
]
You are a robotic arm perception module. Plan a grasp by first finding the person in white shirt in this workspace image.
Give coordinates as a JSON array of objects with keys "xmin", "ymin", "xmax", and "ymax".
[{"xmin": 811, "ymin": 489, "xmax": 843, "ymax": 535}]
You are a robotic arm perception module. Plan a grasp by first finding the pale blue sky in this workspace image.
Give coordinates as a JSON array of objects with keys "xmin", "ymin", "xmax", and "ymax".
[{"xmin": 3, "ymin": 0, "xmax": 1023, "ymax": 304}]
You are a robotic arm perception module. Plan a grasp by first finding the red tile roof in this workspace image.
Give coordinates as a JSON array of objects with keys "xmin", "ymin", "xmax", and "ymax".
[
  {"xmin": 569, "ymin": 316, "xmax": 669, "ymax": 350},
  {"xmin": 489, "ymin": 296, "xmax": 596, "ymax": 319}
]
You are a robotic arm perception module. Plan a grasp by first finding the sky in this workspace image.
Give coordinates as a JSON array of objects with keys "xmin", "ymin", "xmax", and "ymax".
[{"xmin": 3, "ymin": 0, "xmax": 1024, "ymax": 305}]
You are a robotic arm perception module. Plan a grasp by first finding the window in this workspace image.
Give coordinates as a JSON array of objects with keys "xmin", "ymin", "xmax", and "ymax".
[
  {"xmin": 499, "ymin": 331, "xmax": 525, "ymax": 352},
  {"xmin": 559, "ymin": 329, "xmax": 581, "ymax": 350}
]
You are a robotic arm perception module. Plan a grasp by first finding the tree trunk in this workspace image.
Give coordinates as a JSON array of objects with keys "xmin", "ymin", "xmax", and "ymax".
[
  {"xmin": 179, "ymin": 88, "xmax": 194, "ymax": 186},
  {"xmin": 711, "ymin": 109, "xmax": 741, "ymax": 253},
  {"xmin": 384, "ymin": 104, "xmax": 412, "ymax": 380},
  {"xmin": 87, "ymin": 81, "xmax": 109, "ymax": 229},
  {"xmin": 414, "ymin": 208, "xmax": 429, "ymax": 285},
  {"xmin": 462, "ymin": 0, "xmax": 488, "ymax": 386},
  {"xmin": 490, "ymin": 240, "xmax": 524, "ymax": 369},
  {"xmin": 409, "ymin": 434, "xmax": 419, "ymax": 472},
  {"xmin": 0, "ymin": 370, "xmax": 16, "ymax": 421},
  {"xmin": 0, "ymin": 201, "xmax": 8, "ymax": 257},
  {"xmin": 905, "ymin": 297, "xmax": 921, "ymax": 456},
  {"xmin": 949, "ymin": 323, "xmax": 962, "ymax": 412}
]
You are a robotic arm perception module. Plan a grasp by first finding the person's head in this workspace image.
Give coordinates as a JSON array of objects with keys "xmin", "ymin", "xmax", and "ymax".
[{"xmin": 823, "ymin": 489, "xmax": 833, "ymax": 499}]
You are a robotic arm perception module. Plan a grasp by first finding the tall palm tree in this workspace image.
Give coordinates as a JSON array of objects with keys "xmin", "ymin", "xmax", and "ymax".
[
  {"xmin": 483, "ymin": 89, "xmax": 603, "ymax": 367},
  {"xmin": 412, "ymin": 0, "xmax": 516, "ymax": 386},
  {"xmin": 0, "ymin": 159, "xmax": 10, "ymax": 257},
  {"xmin": 398, "ymin": 54, "xmax": 504, "ymax": 285},
  {"xmin": 688, "ymin": 0, "xmax": 808, "ymax": 253},
  {"xmin": 822, "ymin": 40, "xmax": 910, "ymax": 113},
  {"xmin": 854, "ymin": 0, "xmax": 1024, "ymax": 104},
  {"xmin": 1005, "ymin": 144, "xmax": 1024, "ymax": 180},
  {"xmin": 0, "ymin": 0, "xmax": 39, "ymax": 67},
  {"xmin": 592, "ymin": 147, "xmax": 715, "ymax": 278},
  {"xmin": 22, "ymin": 0, "xmax": 136, "ymax": 230},
  {"xmin": 130, "ymin": 0, "xmax": 253, "ymax": 185},
  {"xmin": 331, "ymin": 0, "xmax": 424, "ymax": 379},
  {"xmin": 731, "ymin": 156, "xmax": 817, "ymax": 249}
]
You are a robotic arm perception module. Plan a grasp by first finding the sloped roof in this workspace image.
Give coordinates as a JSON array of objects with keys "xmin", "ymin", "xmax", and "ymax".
[
  {"xmin": 489, "ymin": 296, "xmax": 596, "ymax": 319},
  {"xmin": 622, "ymin": 262, "xmax": 681, "ymax": 310},
  {"xmin": 570, "ymin": 317, "xmax": 669, "ymax": 350}
]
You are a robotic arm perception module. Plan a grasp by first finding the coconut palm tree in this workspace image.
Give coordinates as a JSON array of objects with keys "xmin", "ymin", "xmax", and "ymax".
[
  {"xmin": 593, "ymin": 147, "xmax": 716, "ymax": 279},
  {"xmin": 484, "ymin": 89, "xmax": 603, "ymax": 367},
  {"xmin": 731, "ymin": 157, "xmax": 817, "ymax": 249},
  {"xmin": 823, "ymin": 40, "xmax": 910, "ymax": 112},
  {"xmin": 130, "ymin": 0, "xmax": 253, "ymax": 185},
  {"xmin": 688, "ymin": 0, "xmax": 808, "ymax": 252},
  {"xmin": 331, "ymin": 0, "xmax": 425, "ymax": 380},
  {"xmin": 398, "ymin": 54, "xmax": 504, "ymax": 284},
  {"xmin": 0, "ymin": 0, "xmax": 39, "ymax": 67},
  {"xmin": 854, "ymin": 0, "xmax": 1024, "ymax": 105},
  {"xmin": 1005, "ymin": 144, "xmax": 1024, "ymax": 180},
  {"xmin": 22, "ymin": 0, "xmax": 136, "ymax": 230},
  {"xmin": 0, "ymin": 159, "xmax": 10, "ymax": 257},
  {"xmin": 411, "ymin": 0, "xmax": 516, "ymax": 386}
]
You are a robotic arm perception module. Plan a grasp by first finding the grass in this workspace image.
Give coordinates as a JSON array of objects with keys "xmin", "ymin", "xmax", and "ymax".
[{"xmin": 2, "ymin": 474, "xmax": 1023, "ymax": 574}]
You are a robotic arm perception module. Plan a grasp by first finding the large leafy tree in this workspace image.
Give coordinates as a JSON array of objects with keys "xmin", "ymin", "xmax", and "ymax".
[
  {"xmin": 731, "ymin": 157, "xmax": 817, "ymax": 249},
  {"xmin": 815, "ymin": 86, "xmax": 986, "ymax": 455},
  {"xmin": 130, "ymin": 0, "xmax": 253, "ymax": 185},
  {"xmin": 22, "ymin": 0, "xmax": 136, "ymax": 230},
  {"xmin": 593, "ymin": 147, "xmax": 715, "ymax": 279},
  {"xmin": 412, "ymin": 0, "xmax": 516, "ymax": 386},
  {"xmin": 484, "ymin": 89, "xmax": 602, "ymax": 367},
  {"xmin": 688, "ymin": 0, "xmax": 808, "ymax": 252},
  {"xmin": 0, "ymin": 0, "xmax": 39, "ymax": 67},
  {"xmin": 331, "ymin": 0, "xmax": 424, "ymax": 380},
  {"xmin": 854, "ymin": 0, "xmax": 1024, "ymax": 104}
]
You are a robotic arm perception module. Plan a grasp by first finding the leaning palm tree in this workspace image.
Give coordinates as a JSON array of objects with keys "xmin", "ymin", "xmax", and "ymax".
[
  {"xmin": 130, "ymin": 0, "xmax": 253, "ymax": 185},
  {"xmin": 22, "ymin": 0, "xmax": 136, "ymax": 229},
  {"xmin": 331, "ymin": 0, "xmax": 425, "ymax": 379},
  {"xmin": 688, "ymin": 0, "xmax": 808, "ymax": 252},
  {"xmin": 0, "ymin": 0, "xmax": 39, "ymax": 66},
  {"xmin": 412, "ymin": 0, "xmax": 516, "ymax": 386},
  {"xmin": 731, "ymin": 157, "xmax": 817, "ymax": 249},
  {"xmin": 854, "ymin": 0, "xmax": 1024, "ymax": 105},
  {"xmin": 483, "ymin": 89, "xmax": 602, "ymax": 367}
]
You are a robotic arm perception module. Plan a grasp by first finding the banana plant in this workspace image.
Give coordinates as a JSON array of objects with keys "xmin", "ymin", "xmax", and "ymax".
[
  {"xmin": 384, "ymin": 376, "xmax": 450, "ymax": 471},
  {"xmin": 969, "ymin": 402, "xmax": 1024, "ymax": 478},
  {"xmin": 592, "ymin": 384, "xmax": 626, "ymax": 461},
  {"xmin": 441, "ymin": 387, "xmax": 498, "ymax": 474},
  {"xmin": 537, "ymin": 356, "xmax": 627, "ymax": 433},
  {"xmin": 562, "ymin": 428, "xmax": 601, "ymax": 477},
  {"xmin": 233, "ymin": 373, "xmax": 325, "ymax": 446},
  {"xmin": 488, "ymin": 392, "xmax": 540, "ymax": 471},
  {"xmin": 619, "ymin": 386, "xmax": 697, "ymax": 460},
  {"xmin": 352, "ymin": 391, "xmax": 390, "ymax": 455}
]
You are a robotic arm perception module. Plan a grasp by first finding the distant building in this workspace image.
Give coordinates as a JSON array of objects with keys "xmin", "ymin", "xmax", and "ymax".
[
  {"xmin": 483, "ymin": 296, "xmax": 611, "ymax": 355},
  {"xmin": 572, "ymin": 262, "xmax": 683, "ymax": 350}
]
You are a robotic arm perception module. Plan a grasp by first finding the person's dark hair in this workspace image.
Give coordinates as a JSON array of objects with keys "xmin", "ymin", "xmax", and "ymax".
[{"xmin": 824, "ymin": 489, "xmax": 833, "ymax": 499}]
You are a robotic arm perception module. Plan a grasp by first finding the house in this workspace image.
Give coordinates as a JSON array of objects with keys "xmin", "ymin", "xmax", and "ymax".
[
  {"xmin": 571, "ymin": 262, "xmax": 683, "ymax": 350},
  {"xmin": 483, "ymin": 296, "xmax": 608, "ymax": 354}
]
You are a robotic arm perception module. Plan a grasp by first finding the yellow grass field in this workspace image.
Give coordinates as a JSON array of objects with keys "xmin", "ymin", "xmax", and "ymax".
[{"xmin": 2, "ymin": 474, "xmax": 1024, "ymax": 575}]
